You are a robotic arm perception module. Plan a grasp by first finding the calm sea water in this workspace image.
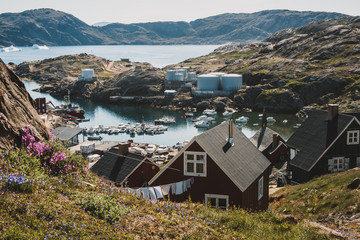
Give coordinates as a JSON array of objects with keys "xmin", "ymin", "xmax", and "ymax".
[
  {"xmin": 0, "ymin": 45, "xmax": 220, "ymax": 68},
  {"xmin": 6, "ymin": 45, "xmax": 302, "ymax": 146},
  {"xmin": 23, "ymin": 81, "xmax": 302, "ymax": 146}
]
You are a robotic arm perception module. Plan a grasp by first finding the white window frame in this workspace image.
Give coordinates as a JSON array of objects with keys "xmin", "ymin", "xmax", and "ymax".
[
  {"xmin": 290, "ymin": 148, "xmax": 297, "ymax": 160},
  {"xmin": 184, "ymin": 151, "xmax": 206, "ymax": 177},
  {"xmin": 205, "ymin": 194, "xmax": 229, "ymax": 209},
  {"xmin": 347, "ymin": 130, "xmax": 359, "ymax": 145},
  {"xmin": 328, "ymin": 157, "xmax": 349, "ymax": 172},
  {"xmin": 258, "ymin": 176, "xmax": 264, "ymax": 200}
]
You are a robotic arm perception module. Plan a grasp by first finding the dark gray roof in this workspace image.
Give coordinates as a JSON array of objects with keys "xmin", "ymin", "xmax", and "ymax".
[
  {"xmin": 90, "ymin": 151, "xmax": 145, "ymax": 184},
  {"xmin": 250, "ymin": 127, "xmax": 282, "ymax": 151},
  {"xmin": 195, "ymin": 120, "xmax": 270, "ymax": 191},
  {"xmin": 287, "ymin": 110, "xmax": 355, "ymax": 171},
  {"xmin": 51, "ymin": 127, "xmax": 83, "ymax": 141}
]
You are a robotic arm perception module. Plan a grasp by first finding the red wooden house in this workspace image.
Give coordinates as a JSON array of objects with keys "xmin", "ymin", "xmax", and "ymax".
[
  {"xmin": 250, "ymin": 127, "xmax": 288, "ymax": 164},
  {"xmin": 149, "ymin": 120, "xmax": 270, "ymax": 210},
  {"xmin": 91, "ymin": 143, "xmax": 160, "ymax": 188}
]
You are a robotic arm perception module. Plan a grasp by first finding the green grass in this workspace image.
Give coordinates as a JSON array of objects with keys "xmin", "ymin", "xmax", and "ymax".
[{"xmin": 0, "ymin": 128, "xmax": 337, "ymax": 239}]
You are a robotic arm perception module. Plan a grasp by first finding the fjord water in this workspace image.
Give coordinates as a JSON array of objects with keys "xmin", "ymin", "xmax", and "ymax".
[
  {"xmin": 0, "ymin": 45, "xmax": 220, "ymax": 68},
  {"xmin": 23, "ymin": 80, "xmax": 302, "ymax": 146},
  {"xmin": 9, "ymin": 44, "xmax": 302, "ymax": 146}
]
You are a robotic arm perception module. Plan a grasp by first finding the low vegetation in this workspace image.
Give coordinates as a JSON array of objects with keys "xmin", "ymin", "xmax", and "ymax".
[{"xmin": 0, "ymin": 126, "xmax": 335, "ymax": 239}]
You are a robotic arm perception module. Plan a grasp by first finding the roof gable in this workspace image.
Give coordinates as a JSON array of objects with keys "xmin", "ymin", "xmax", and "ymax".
[
  {"xmin": 91, "ymin": 151, "xmax": 145, "ymax": 184},
  {"xmin": 287, "ymin": 109, "xmax": 356, "ymax": 171},
  {"xmin": 149, "ymin": 121, "xmax": 270, "ymax": 191},
  {"xmin": 250, "ymin": 127, "xmax": 283, "ymax": 151},
  {"xmin": 51, "ymin": 127, "xmax": 83, "ymax": 141}
]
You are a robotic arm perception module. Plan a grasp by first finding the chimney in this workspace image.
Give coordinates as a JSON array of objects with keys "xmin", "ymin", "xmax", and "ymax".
[
  {"xmin": 228, "ymin": 120, "xmax": 233, "ymax": 144},
  {"xmin": 327, "ymin": 104, "xmax": 339, "ymax": 120},
  {"xmin": 118, "ymin": 142, "xmax": 129, "ymax": 155},
  {"xmin": 326, "ymin": 104, "xmax": 339, "ymax": 147},
  {"xmin": 272, "ymin": 133, "xmax": 279, "ymax": 149}
]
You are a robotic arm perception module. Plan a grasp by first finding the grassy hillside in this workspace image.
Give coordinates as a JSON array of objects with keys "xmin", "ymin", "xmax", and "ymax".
[
  {"xmin": 0, "ymin": 125, "xmax": 330, "ymax": 239},
  {"xmin": 270, "ymin": 168, "xmax": 360, "ymax": 239}
]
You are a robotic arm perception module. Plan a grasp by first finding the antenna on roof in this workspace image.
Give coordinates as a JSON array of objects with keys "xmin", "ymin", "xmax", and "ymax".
[
  {"xmin": 257, "ymin": 107, "xmax": 267, "ymax": 149},
  {"xmin": 228, "ymin": 119, "xmax": 233, "ymax": 144}
]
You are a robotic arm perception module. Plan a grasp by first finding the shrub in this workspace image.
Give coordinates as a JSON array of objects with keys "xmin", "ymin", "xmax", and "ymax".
[{"xmin": 2, "ymin": 173, "xmax": 34, "ymax": 193}]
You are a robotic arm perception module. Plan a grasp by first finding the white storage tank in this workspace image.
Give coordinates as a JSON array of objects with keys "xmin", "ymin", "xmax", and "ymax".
[
  {"xmin": 166, "ymin": 70, "xmax": 176, "ymax": 81},
  {"xmin": 197, "ymin": 74, "xmax": 220, "ymax": 91},
  {"xmin": 174, "ymin": 72, "xmax": 184, "ymax": 81},
  {"xmin": 82, "ymin": 69, "xmax": 95, "ymax": 79},
  {"xmin": 221, "ymin": 74, "xmax": 243, "ymax": 91},
  {"xmin": 209, "ymin": 72, "xmax": 226, "ymax": 77},
  {"xmin": 176, "ymin": 69, "xmax": 188, "ymax": 80},
  {"xmin": 188, "ymin": 72, "xmax": 196, "ymax": 80}
]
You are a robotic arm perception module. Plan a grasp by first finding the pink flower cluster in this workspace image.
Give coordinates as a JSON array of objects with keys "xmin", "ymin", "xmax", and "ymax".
[{"xmin": 21, "ymin": 125, "xmax": 77, "ymax": 176}]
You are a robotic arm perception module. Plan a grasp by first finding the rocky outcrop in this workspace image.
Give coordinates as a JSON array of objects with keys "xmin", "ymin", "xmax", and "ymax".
[{"xmin": 0, "ymin": 59, "xmax": 49, "ymax": 149}]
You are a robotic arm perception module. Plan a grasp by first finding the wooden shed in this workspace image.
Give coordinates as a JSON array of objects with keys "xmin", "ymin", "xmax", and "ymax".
[{"xmin": 149, "ymin": 120, "xmax": 270, "ymax": 210}]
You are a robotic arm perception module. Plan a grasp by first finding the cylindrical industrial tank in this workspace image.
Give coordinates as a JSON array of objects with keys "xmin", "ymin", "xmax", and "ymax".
[
  {"xmin": 197, "ymin": 74, "xmax": 220, "ymax": 91},
  {"xmin": 209, "ymin": 72, "xmax": 226, "ymax": 77},
  {"xmin": 166, "ymin": 70, "xmax": 176, "ymax": 81},
  {"xmin": 188, "ymin": 72, "xmax": 196, "ymax": 80},
  {"xmin": 185, "ymin": 82, "xmax": 192, "ymax": 88},
  {"xmin": 176, "ymin": 69, "xmax": 187, "ymax": 80},
  {"xmin": 174, "ymin": 73, "xmax": 184, "ymax": 81},
  {"xmin": 221, "ymin": 74, "xmax": 242, "ymax": 91},
  {"xmin": 82, "ymin": 69, "xmax": 94, "ymax": 79}
]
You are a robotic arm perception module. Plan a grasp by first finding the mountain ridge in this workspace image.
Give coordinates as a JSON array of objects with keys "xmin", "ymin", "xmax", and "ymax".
[{"xmin": 0, "ymin": 8, "xmax": 349, "ymax": 46}]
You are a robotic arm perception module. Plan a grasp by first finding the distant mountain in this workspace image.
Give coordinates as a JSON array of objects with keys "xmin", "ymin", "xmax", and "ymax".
[
  {"xmin": 0, "ymin": 8, "xmax": 349, "ymax": 46},
  {"xmin": 92, "ymin": 22, "xmax": 112, "ymax": 27}
]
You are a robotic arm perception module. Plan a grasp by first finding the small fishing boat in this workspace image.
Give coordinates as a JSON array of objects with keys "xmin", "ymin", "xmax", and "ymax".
[
  {"xmin": 222, "ymin": 111, "xmax": 232, "ymax": 118},
  {"xmin": 155, "ymin": 116, "xmax": 176, "ymax": 125},
  {"xmin": 267, "ymin": 117, "xmax": 276, "ymax": 123},
  {"xmin": 88, "ymin": 136, "xmax": 103, "ymax": 141},
  {"xmin": 185, "ymin": 112, "xmax": 194, "ymax": 117},
  {"xmin": 146, "ymin": 144, "xmax": 157, "ymax": 154},
  {"xmin": 202, "ymin": 109, "xmax": 217, "ymax": 116},
  {"xmin": 235, "ymin": 116, "xmax": 249, "ymax": 124},
  {"xmin": 194, "ymin": 120, "xmax": 210, "ymax": 128}
]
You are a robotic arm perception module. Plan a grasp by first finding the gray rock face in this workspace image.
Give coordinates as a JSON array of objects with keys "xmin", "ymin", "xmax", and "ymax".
[
  {"xmin": 0, "ymin": 59, "xmax": 48, "ymax": 149},
  {"xmin": 347, "ymin": 178, "xmax": 360, "ymax": 190}
]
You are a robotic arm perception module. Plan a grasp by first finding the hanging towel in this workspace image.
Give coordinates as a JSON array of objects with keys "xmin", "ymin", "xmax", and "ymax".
[
  {"xmin": 124, "ymin": 188, "xmax": 130, "ymax": 193},
  {"xmin": 135, "ymin": 188, "xmax": 142, "ymax": 197},
  {"xmin": 141, "ymin": 187, "xmax": 150, "ymax": 200},
  {"xmin": 154, "ymin": 186, "xmax": 163, "ymax": 199},
  {"xmin": 161, "ymin": 184, "xmax": 171, "ymax": 196},
  {"xmin": 171, "ymin": 183, "xmax": 177, "ymax": 195},
  {"xmin": 185, "ymin": 178, "xmax": 191, "ymax": 190},
  {"xmin": 182, "ymin": 180, "xmax": 187, "ymax": 192},
  {"xmin": 148, "ymin": 187, "xmax": 157, "ymax": 200},
  {"xmin": 175, "ymin": 181, "xmax": 184, "ymax": 195},
  {"xmin": 129, "ymin": 188, "xmax": 135, "ymax": 195},
  {"xmin": 190, "ymin": 177, "xmax": 195, "ymax": 184}
]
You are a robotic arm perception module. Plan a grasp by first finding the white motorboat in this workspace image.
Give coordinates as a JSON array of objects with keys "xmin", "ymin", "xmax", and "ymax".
[
  {"xmin": 267, "ymin": 117, "xmax": 276, "ymax": 123},
  {"xmin": 155, "ymin": 116, "xmax": 176, "ymax": 125},
  {"xmin": 146, "ymin": 144, "xmax": 157, "ymax": 154},
  {"xmin": 202, "ymin": 109, "xmax": 217, "ymax": 116},
  {"xmin": 194, "ymin": 120, "xmax": 210, "ymax": 128},
  {"xmin": 32, "ymin": 44, "xmax": 49, "ymax": 50},
  {"xmin": 235, "ymin": 116, "xmax": 249, "ymax": 124},
  {"xmin": 156, "ymin": 145, "xmax": 169, "ymax": 154},
  {"xmin": 222, "ymin": 110, "xmax": 232, "ymax": 117},
  {"xmin": 185, "ymin": 112, "xmax": 194, "ymax": 117},
  {"xmin": 1, "ymin": 45, "xmax": 21, "ymax": 52}
]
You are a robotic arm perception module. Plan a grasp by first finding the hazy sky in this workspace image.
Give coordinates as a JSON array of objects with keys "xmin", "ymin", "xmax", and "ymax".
[{"xmin": 1, "ymin": 0, "xmax": 359, "ymax": 25}]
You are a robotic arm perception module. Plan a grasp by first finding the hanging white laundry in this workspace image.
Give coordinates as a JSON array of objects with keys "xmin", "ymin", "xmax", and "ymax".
[
  {"xmin": 129, "ymin": 188, "xmax": 135, "ymax": 195},
  {"xmin": 154, "ymin": 186, "xmax": 163, "ymax": 199},
  {"xmin": 141, "ymin": 187, "xmax": 150, "ymax": 200},
  {"xmin": 148, "ymin": 187, "xmax": 157, "ymax": 200},
  {"xmin": 161, "ymin": 184, "xmax": 171, "ymax": 196},
  {"xmin": 135, "ymin": 188, "xmax": 141, "ymax": 197},
  {"xmin": 185, "ymin": 178, "xmax": 191, "ymax": 189},
  {"xmin": 175, "ymin": 181, "xmax": 184, "ymax": 195},
  {"xmin": 171, "ymin": 183, "xmax": 177, "ymax": 195}
]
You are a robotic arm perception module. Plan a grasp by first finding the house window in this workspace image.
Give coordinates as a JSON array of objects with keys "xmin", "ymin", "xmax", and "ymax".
[
  {"xmin": 184, "ymin": 151, "xmax": 206, "ymax": 177},
  {"xmin": 258, "ymin": 176, "xmax": 264, "ymax": 200},
  {"xmin": 347, "ymin": 130, "xmax": 359, "ymax": 145},
  {"xmin": 205, "ymin": 194, "xmax": 229, "ymax": 209},
  {"xmin": 290, "ymin": 148, "xmax": 297, "ymax": 160},
  {"xmin": 328, "ymin": 157, "xmax": 350, "ymax": 172}
]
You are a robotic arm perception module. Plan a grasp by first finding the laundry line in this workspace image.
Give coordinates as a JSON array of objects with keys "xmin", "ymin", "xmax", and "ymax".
[{"xmin": 122, "ymin": 178, "xmax": 194, "ymax": 200}]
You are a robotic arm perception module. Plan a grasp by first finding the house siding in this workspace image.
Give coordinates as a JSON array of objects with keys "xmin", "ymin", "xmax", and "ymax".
[
  {"xmin": 151, "ymin": 141, "xmax": 268, "ymax": 209},
  {"xmin": 310, "ymin": 120, "xmax": 360, "ymax": 179},
  {"xmin": 288, "ymin": 164, "xmax": 311, "ymax": 183},
  {"xmin": 126, "ymin": 159, "xmax": 160, "ymax": 188}
]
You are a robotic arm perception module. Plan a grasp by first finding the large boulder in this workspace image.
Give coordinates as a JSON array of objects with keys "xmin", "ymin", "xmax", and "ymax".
[{"xmin": 0, "ymin": 59, "xmax": 48, "ymax": 149}]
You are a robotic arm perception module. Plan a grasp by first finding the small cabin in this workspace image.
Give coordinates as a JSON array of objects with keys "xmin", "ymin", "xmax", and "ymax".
[
  {"xmin": 91, "ymin": 143, "xmax": 160, "ymax": 187},
  {"xmin": 287, "ymin": 104, "xmax": 360, "ymax": 183},
  {"xmin": 51, "ymin": 127, "xmax": 83, "ymax": 147},
  {"xmin": 149, "ymin": 120, "xmax": 270, "ymax": 210}
]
